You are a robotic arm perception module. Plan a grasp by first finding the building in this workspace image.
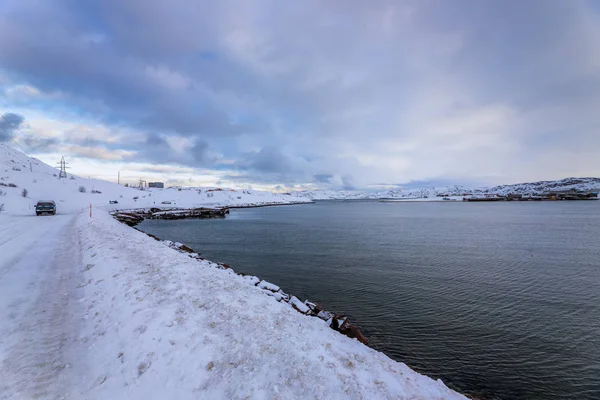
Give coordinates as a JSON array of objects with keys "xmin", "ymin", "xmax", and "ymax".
[{"xmin": 148, "ymin": 182, "xmax": 164, "ymax": 188}]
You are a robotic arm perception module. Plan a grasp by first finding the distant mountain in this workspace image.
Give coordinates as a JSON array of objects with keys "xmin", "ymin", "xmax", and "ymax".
[{"xmin": 296, "ymin": 178, "xmax": 600, "ymax": 200}]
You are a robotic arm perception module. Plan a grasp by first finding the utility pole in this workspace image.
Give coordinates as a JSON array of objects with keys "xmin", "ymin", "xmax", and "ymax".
[
  {"xmin": 118, "ymin": 171, "xmax": 120, "ymax": 185},
  {"xmin": 57, "ymin": 156, "xmax": 69, "ymax": 178}
]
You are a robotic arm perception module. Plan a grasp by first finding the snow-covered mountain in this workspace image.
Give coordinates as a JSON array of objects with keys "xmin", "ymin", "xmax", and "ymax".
[
  {"xmin": 296, "ymin": 178, "xmax": 600, "ymax": 200},
  {"xmin": 0, "ymin": 144, "xmax": 310, "ymax": 215}
]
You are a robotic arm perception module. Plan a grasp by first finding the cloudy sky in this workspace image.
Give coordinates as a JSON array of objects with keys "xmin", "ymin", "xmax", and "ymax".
[{"xmin": 1, "ymin": 0, "xmax": 599, "ymax": 190}]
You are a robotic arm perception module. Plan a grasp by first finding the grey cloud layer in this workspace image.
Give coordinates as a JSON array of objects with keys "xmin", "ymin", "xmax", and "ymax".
[
  {"xmin": 0, "ymin": 112, "xmax": 24, "ymax": 141},
  {"xmin": 1, "ymin": 0, "xmax": 599, "ymax": 188}
]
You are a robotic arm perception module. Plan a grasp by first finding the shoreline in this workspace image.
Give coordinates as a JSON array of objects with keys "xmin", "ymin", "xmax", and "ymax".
[
  {"xmin": 226, "ymin": 200, "xmax": 314, "ymax": 209},
  {"xmin": 110, "ymin": 200, "xmax": 313, "ymax": 226},
  {"xmin": 110, "ymin": 203, "xmax": 473, "ymax": 398},
  {"xmin": 75, "ymin": 209, "xmax": 467, "ymax": 399},
  {"xmin": 111, "ymin": 204, "xmax": 370, "ymax": 346}
]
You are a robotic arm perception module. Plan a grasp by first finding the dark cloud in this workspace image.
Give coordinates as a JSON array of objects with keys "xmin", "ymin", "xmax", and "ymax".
[
  {"xmin": 313, "ymin": 174, "xmax": 334, "ymax": 183},
  {"xmin": 340, "ymin": 176, "xmax": 356, "ymax": 191},
  {"xmin": 239, "ymin": 147, "xmax": 295, "ymax": 173},
  {"xmin": 0, "ymin": 113, "xmax": 25, "ymax": 141},
  {"xmin": 138, "ymin": 105, "xmax": 252, "ymax": 137},
  {"xmin": 125, "ymin": 133, "xmax": 213, "ymax": 167},
  {"xmin": 21, "ymin": 136, "xmax": 60, "ymax": 151}
]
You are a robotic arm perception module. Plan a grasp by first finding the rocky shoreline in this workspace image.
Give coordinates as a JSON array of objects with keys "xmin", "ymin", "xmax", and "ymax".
[
  {"xmin": 111, "ymin": 200, "xmax": 313, "ymax": 226},
  {"xmin": 111, "ymin": 207, "xmax": 229, "ymax": 226},
  {"xmin": 110, "ymin": 205, "xmax": 369, "ymax": 346}
]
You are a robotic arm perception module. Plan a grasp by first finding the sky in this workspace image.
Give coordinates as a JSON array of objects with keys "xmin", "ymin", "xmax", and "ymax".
[{"xmin": 1, "ymin": 0, "xmax": 599, "ymax": 191}]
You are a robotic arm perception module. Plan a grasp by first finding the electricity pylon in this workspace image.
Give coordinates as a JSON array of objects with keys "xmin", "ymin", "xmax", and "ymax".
[{"xmin": 57, "ymin": 156, "xmax": 70, "ymax": 178}]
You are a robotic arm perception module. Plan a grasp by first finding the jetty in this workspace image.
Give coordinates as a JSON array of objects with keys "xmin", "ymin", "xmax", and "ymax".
[{"xmin": 111, "ymin": 207, "xmax": 229, "ymax": 226}]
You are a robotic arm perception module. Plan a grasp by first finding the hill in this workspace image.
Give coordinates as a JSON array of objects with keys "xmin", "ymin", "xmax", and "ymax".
[
  {"xmin": 0, "ymin": 144, "xmax": 309, "ymax": 216},
  {"xmin": 296, "ymin": 178, "xmax": 600, "ymax": 200}
]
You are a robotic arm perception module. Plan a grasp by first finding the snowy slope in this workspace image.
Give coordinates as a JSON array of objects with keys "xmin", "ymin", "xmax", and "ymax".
[
  {"xmin": 67, "ymin": 211, "xmax": 464, "ymax": 399},
  {"xmin": 297, "ymin": 178, "xmax": 600, "ymax": 200},
  {"xmin": 0, "ymin": 143, "xmax": 466, "ymax": 399},
  {"xmin": 0, "ymin": 144, "xmax": 310, "ymax": 216}
]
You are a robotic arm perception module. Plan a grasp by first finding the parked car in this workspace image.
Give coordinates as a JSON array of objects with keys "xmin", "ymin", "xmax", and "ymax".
[
  {"xmin": 35, "ymin": 200, "xmax": 56, "ymax": 216},
  {"xmin": 109, "ymin": 200, "xmax": 119, "ymax": 204},
  {"xmin": 161, "ymin": 201, "xmax": 172, "ymax": 204}
]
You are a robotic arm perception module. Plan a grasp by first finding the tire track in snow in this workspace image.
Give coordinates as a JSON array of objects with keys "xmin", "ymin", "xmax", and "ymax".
[{"xmin": 0, "ymin": 214, "xmax": 83, "ymax": 400}]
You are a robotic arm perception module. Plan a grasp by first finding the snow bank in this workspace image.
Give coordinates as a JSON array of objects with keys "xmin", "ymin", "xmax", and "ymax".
[
  {"xmin": 68, "ymin": 210, "xmax": 465, "ymax": 399},
  {"xmin": 258, "ymin": 280, "xmax": 281, "ymax": 292}
]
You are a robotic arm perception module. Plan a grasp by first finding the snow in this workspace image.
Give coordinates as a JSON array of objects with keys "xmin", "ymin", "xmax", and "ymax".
[
  {"xmin": 0, "ymin": 143, "xmax": 466, "ymax": 399},
  {"xmin": 0, "ymin": 143, "xmax": 311, "ymax": 217},
  {"xmin": 297, "ymin": 178, "xmax": 600, "ymax": 200},
  {"xmin": 243, "ymin": 276, "xmax": 261, "ymax": 286},
  {"xmin": 257, "ymin": 280, "xmax": 281, "ymax": 292},
  {"xmin": 289, "ymin": 296, "xmax": 311, "ymax": 314}
]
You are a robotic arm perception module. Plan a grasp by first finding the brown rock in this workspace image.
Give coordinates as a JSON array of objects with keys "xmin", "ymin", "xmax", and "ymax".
[{"xmin": 178, "ymin": 244, "xmax": 195, "ymax": 253}]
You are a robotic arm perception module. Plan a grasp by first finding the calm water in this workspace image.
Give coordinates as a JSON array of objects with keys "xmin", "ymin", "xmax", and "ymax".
[{"xmin": 138, "ymin": 201, "xmax": 600, "ymax": 399}]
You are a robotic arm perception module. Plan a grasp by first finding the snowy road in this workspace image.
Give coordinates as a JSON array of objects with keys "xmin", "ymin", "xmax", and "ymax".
[{"xmin": 0, "ymin": 212, "xmax": 83, "ymax": 399}]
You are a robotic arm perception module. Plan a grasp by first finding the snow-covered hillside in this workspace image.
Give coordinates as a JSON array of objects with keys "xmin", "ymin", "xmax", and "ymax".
[
  {"xmin": 0, "ymin": 144, "xmax": 310, "ymax": 216},
  {"xmin": 297, "ymin": 178, "xmax": 600, "ymax": 200},
  {"xmin": 0, "ymin": 143, "xmax": 466, "ymax": 399}
]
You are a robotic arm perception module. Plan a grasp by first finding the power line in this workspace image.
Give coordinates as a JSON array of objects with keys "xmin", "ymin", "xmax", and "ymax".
[
  {"xmin": 57, "ymin": 156, "xmax": 70, "ymax": 178},
  {"xmin": 0, "ymin": 113, "xmax": 27, "ymax": 153}
]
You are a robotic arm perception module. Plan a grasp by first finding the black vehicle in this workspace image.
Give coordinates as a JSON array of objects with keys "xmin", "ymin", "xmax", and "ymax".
[{"xmin": 35, "ymin": 200, "xmax": 56, "ymax": 216}]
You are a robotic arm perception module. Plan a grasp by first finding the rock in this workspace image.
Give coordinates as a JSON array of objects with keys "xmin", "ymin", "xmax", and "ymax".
[
  {"xmin": 304, "ymin": 300, "xmax": 322, "ymax": 314},
  {"xmin": 289, "ymin": 296, "xmax": 310, "ymax": 314},
  {"xmin": 266, "ymin": 291, "xmax": 284, "ymax": 302},
  {"xmin": 317, "ymin": 310, "xmax": 333, "ymax": 321},
  {"xmin": 178, "ymin": 244, "xmax": 195, "ymax": 253},
  {"xmin": 278, "ymin": 291, "xmax": 290, "ymax": 302},
  {"xmin": 330, "ymin": 315, "xmax": 348, "ymax": 331},
  {"xmin": 339, "ymin": 322, "xmax": 369, "ymax": 346},
  {"xmin": 329, "ymin": 315, "xmax": 369, "ymax": 345},
  {"xmin": 258, "ymin": 280, "xmax": 280, "ymax": 292}
]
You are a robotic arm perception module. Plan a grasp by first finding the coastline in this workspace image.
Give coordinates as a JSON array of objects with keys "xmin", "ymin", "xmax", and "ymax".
[
  {"xmin": 112, "ymin": 204, "xmax": 369, "ymax": 344},
  {"xmin": 101, "ymin": 204, "xmax": 467, "ymax": 399}
]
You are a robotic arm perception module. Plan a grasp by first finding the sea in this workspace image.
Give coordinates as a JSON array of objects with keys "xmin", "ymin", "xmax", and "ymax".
[{"xmin": 138, "ymin": 200, "xmax": 600, "ymax": 399}]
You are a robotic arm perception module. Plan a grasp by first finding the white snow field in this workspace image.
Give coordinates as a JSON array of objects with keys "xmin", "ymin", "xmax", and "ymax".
[{"xmin": 0, "ymin": 143, "xmax": 466, "ymax": 399}]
